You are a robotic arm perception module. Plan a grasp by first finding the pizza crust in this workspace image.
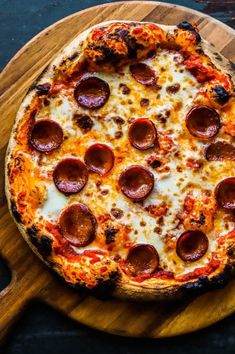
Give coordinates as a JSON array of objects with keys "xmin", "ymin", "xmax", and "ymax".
[{"xmin": 5, "ymin": 20, "xmax": 235, "ymax": 301}]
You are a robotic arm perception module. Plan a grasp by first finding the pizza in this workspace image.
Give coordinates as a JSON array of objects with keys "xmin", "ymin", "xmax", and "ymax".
[{"xmin": 5, "ymin": 20, "xmax": 235, "ymax": 301}]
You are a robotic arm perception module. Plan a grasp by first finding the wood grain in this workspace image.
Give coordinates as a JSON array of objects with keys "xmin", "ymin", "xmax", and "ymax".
[{"xmin": 0, "ymin": 1, "xmax": 234, "ymax": 340}]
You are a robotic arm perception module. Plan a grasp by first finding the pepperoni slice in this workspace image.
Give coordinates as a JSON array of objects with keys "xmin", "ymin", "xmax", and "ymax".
[
  {"xmin": 85, "ymin": 143, "xmax": 114, "ymax": 176},
  {"xmin": 59, "ymin": 203, "xmax": 97, "ymax": 246},
  {"xmin": 118, "ymin": 165, "xmax": 154, "ymax": 201},
  {"xmin": 215, "ymin": 177, "xmax": 235, "ymax": 210},
  {"xmin": 74, "ymin": 76, "xmax": 110, "ymax": 109},
  {"xmin": 53, "ymin": 158, "xmax": 88, "ymax": 194},
  {"xmin": 205, "ymin": 142, "xmax": 235, "ymax": 161},
  {"xmin": 130, "ymin": 63, "xmax": 157, "ymax": 86},
  {"xmin": 125, "ymin": 244, "xmax": 159, "ymax": 276},
  {"xmin": 30, "ymin": 119, "xmax": 63, "ymax": 152},
  {"xmin": 129, "ymin": 118, "xmax": 157, "ymax": 151},
  {"xmin": 186, "ymin": 105, "xmax": 220, "ymax": 140},
  {"xmin": 176, "ymin": 230, "xmax": 209, "ymax": 262}
]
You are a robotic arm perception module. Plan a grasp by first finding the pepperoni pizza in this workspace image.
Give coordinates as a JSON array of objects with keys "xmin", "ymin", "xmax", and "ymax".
[{"xmin": 5, "ymin": 21, "xmax": 235, "ymax": 300}]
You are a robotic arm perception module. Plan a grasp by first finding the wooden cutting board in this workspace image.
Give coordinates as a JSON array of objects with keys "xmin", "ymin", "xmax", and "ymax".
[{"xmin": 0, "ymin": 1, "xmax": 235, "ymax": 341}]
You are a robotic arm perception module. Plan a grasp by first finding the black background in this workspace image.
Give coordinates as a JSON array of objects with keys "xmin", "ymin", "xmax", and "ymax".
[{"xmin": 1, "ymin": 1, "xmax": 235, "ymax": 353}]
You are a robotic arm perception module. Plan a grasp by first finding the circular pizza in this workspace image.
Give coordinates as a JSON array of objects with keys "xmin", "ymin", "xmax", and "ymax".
[{"xmin": 5, "ymin": 21, "xmax": 235, "ymax": 300}]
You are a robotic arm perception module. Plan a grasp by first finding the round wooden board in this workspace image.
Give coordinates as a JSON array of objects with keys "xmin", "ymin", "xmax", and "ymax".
[{"xmin": 0, "ymin": 1, "xmax": 235, "ymax": 340}]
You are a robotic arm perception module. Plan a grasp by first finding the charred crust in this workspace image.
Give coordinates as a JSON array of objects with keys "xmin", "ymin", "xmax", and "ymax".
[
  {"xmin": 210, "ymin": 265, "xmax": 233, "ymax": 288},
  {"xmin": 212, "ymin": 85, "xmax": 230, "ymax": 105},
  {"xmin": 89, "ymin": 25, "xmax": 146, "ymax": 65},
  {"xmin": 67, "ymin": 281, "xmax": 90, "ymax": 296},
  {"xmin": 27, "ymin": 226, "xmax": 52, "ymax": 259},
  {"xmin": 67, "ymin": 271, "xmax": 120, "ymax": 299},
  {"xmin": 35, "ymin": 83, "xmax": 51, "ymax": 96},
  {"xmin": 182, "ymin": 276, "xmax": 208, "ymax": 295},
  {"xmin": 177, "ymin": 21, "xmax": 195, "ymax": 31},
  {"xmin": 191, "ymin": 30, "xmax": 201, "ymax": 45},
  {"xmin": 36, "ymin": 235, "xmax": 52, "ymax": 259},
  {"xmin": 227, "ymin": 244, "xmax": 235, "ymax": 259},
  {"xmin": 119, "ymin": 29, "xmax": 143, "ymax": 59},
  {"xmin": 105, "ymin": 227, "xmax": 118, "ymax": 244},
  {"xmin": 95, "ymin": 44, "xmax": 125, "ymax": 65},
  {"xmin": 69, "ymin": 51, "xmax": 79, "ymax": 61},
  {"xmin": 74, "ymin": 114, "xmax": 94, "ymax": 133},
  {"xmin": 27, "ymin": 225, "xmax": 38, "ymax": 242},
  {"xmin": 10, "ymin": 200, "xmax": 22, "ymax": 223},
  {"xmin": 196, "ymin": 48, "xmax": 204, "ymax": 55},
  {"xmin": 230, "ymin": 61, "xmax": 235, "ymax": 72},
  {"xmin": 214, "ymin": 53, "xmax": 223, "ymax": 62},
  {"xmin": 182, "ymin": 265, "xmax": 233, "ymax": 296},
  {"xmin": 7, "ymin": 162, "xmax": 11, "ymax": 177},
  {"xmin": 91, "ymin": 271, "xmax": 120, "ymax": 300},
  {"xmin": 177, "ymin": 21, "xmax": 201, "ymax": 44}
]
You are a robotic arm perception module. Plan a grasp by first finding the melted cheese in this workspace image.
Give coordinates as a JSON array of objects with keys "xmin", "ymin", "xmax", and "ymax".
[
  {"xmin": 17, "ymin": 48, "xmax": 234, "ymax": 277},
  {"xmin": 39, "ymin": 183, "xmax": 68, "ymax": 220}
]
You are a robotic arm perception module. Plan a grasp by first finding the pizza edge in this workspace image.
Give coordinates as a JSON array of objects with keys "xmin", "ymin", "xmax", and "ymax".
[{"xmin": 5, "ymin": 20, "xmax": 235, "ymax": 301}]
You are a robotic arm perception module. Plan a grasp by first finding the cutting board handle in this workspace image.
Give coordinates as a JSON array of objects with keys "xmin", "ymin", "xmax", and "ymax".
[{"xmin": 0, "ymin": 270, "xmax": 33, "ymax": 342}]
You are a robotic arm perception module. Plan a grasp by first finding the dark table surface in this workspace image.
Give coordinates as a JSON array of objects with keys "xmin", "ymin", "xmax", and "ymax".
[{"xmin": 0, "ymin": 0, "xmax": 235, "ymax": 353}]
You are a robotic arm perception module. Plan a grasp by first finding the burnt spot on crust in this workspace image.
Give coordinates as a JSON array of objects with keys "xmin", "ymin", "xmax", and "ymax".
[
  {"xmin": 91, "ymin": 271, "xmax": 120, "ymax": 300},
  {"xmin": 27, "ymin": 226, "xmax": 52, "ymax": 259},
  {"xmin": 27, "ymin": 225, "xmax": 38, "ymax": 241},
  {"xmin": 69, "ymin": 51, "xmax": 79, "ymax": 61},
  {"xmin": 10, "ymin": 200, "xmax": 22, "ymax": 223},
  {"xmin": 35, "ymin": 83, "xmax": 51, "ymax": 96},
  {"xmin": 69, "ymin": 271, "xmax": 120, "ymax": 300},
  {"xmin": 196, "ymin": 48, "xmax": 204, "ymax": 55},
  {"xmin": 84, "ymin": 23, "xmax": 164, "ymax": 69},
  {"xmin": 230, "ymin": 61, "xmax": 235, "ymax": 72},
  {"xmin": 37, "ymin": 236, "xmax": 52, "ymax": 259},
  {"xmin": 177, "ymin": 21, "xmax": 201, "ymax": 44},
  {"xmin": 68, "ymin": 281, "xmax": 90, "ymax": 296},
  {"xmin": 119, "ymin": 29, "xmax": 144, "ymax": 59},
  {"xmin": 182, "ymin": 265, "xmax": 232, "ymax": 296},
  {"xmin": 7, "ymin": 162, "xmax": 11, "ymax": 177},
  {"xmin": 213, "ymin": 52, "xmax": 223, "ymax": 62},
  {"xmin": 95, "ymin": 44, "xmax": 125, "ymax": 65},
  {"xmin": 212, "ymin": 85, "xmax": 230, "ymax": 105},
  {"xmin": 74, "ymin": 114, "xmax": 94, "ymax": 133},
  {"xmin": 177, "ymin": 21, "xmax": 195, "ymax": 31},
  {"xmin": 105, "ymin": 227, "xmax": 118, "ymax": 244},
  {"xmin": 227, "ymin": 243, "xmax": 235, "ymax": 259}
]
